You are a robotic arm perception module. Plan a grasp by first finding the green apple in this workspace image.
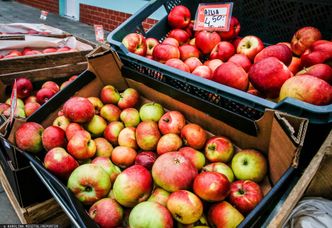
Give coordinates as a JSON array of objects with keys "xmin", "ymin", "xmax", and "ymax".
[
  {"xmin": 84, "ymin": 115, "xmax": 107, "ymax": 137},
  {"xmin": 139, "ymin": 102, "xmax": 165, "ymax": 122}
]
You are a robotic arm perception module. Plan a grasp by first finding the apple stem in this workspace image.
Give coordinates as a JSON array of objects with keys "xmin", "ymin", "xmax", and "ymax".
[
  {"xmin": 162, "ymin": 118, "xmax": 170, "ymax": 123},
  {"xmin": 239, "ymin": 189, "xmax": 244, "ymax": 194},
  {"xmin": 85, "ymin": 186, "xmax": 92, "ymax": 192}
]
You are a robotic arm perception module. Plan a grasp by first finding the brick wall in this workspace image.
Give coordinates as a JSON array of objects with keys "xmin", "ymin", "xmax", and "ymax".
[
  {"xmin": 16, "ymin": 0, "xmax": 59, "ymax": 14},
  {"xmin": 79, "ymin": 4, "xmax": 158, "ymax": 32}
]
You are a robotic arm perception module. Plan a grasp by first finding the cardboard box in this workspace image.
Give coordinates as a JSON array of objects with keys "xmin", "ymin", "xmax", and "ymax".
[{"xmin": 6, "ymin": 47, "xmax": 308, "ymax": 227}]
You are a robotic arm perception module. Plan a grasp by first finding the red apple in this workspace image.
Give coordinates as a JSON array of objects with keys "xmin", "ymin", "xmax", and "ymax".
[
  {"xmin": 67, "ymin": 130, "xmax": 96, "ymax": 160},
  {"xmin": 146, "ymin": 37, "xmax": 159, "ymax": 56},
  {"xmin": 42, "ymin": 47, "xmax": 58, "ymax": 53},
  {"xmin": 167, "ymin": 5, "xmax": 191, "ymax": 29},
  {"xmin": 185, "ymin": 20, "xmax": 195, "ymax": 38},
  {"xmin": 202, "ymin": 162, "xmax": 234, "ymax": 183},
  {"xmin": 296, "ymin": 63, "xmax": 332, "ymax": 84},
  {"xmin": 118, "ymin": 88, "xmax": 140, "ymax": 109},
  {"xmin": 208, "ymin": 201, "xmax": 244, "ymax": 227},
  {"xmin": 288, "ymin": 56, "xmax": 302, "ymax": 75},
  {"xmin": 228, "ymin": 53, "xmax": 252, "ymax": 72},
  {"xmin": 162, "ymin": 37, "xmax": 179, "ymax": 47},
  {"xmin": 178, "ymin": 147, "xmax": 206, "ymax": 170},
  {"xmin": 104, "ymin": 121, "xmax": 125, "ymax": 146},
  {"xmin": 111, "ymin": 146, "xmax": 137, "ymax": 168},
  {"xmin": 15, "ymin": 122, "xmax": 44, "ymax": 153},
  {"xmin": 204, "ymin": 59, "xmax": 223, "ymax": 73},
  {"xmin": 192, "ymin": 65, "xmax": 213, "ymax": 80},
  {"xmin": 254, "ymin": 44, "xmax": 293, "ymax": 65},
  {"xmin": 237, "ymin": 35, "xmax": 264, "ymax": 61},
  {"xmin": 36, "ymin": 87, "xmax": 56, "ymax": 104},
  {"xmin": 168, "ymin": 29, "xmax": 190, "ymax": 46},
  {"xmin": 153, "ymin": 44, "xmax": 180, "ymax": 63},
  {"xmin": 57, "ymin": 46, "xmax": 72, "ymax": 52},
  {"xmin": 184, "ymin": 57, "xmax": 203, "ymax": 72},
  {"xmin": 24, "ymin": 50, "xmax": 42, "ymax": 56},
  {"xmin": 156, "ymin": 133, "xmax": 183, "ymax": 155},
  {"xmin": 205, "ymin": 136, "xmax": 234, "ymax": 163},
  {"xmin": 94, "ymin": 137, "xmax": 113, "ymax": 158},
  {"xmin": 42, "ymin": 81, "xmax": 60, "ymax": 93},
  {"xmin": 158, "ymin": 110, "xmax": 186, "ymax": 135},
  {"xmin": 63, "ymin": 96, "xmax": 95, "ymax": 123},
  {"xmin": 122, "ymin": 33, "xmax": 147, "ymax": 56},
  {"xmin": 100, "ymin": 85, "xmax": 120, "ymax": 104},
  {"xmin": 135, "ymin": 151, "xmax": 157, "ymax": 170},
  {"xmin": 181, "ymin": 123, "xmax": 207, "ymax": 150},
  {"xmin": 118, "ymin": 127, "xmax": 138, "ymax": 149},
  {"xmin": 24, "ymin": 95, "xmax": 37, "ymax": 104},
  {"xmin": 219, "ymin": 16, "xmax": 241, "ymax": 40},
  {"xmin": 291, "ymin": 26, "xmax": 322, "ymax": 56},
  {"xmin": 179, "ymin": 44, "xmax": 200, "ymax": 61},
  {"xmin": 136, "ymin": 120, "xmax": 161, "ymax": 150},
  {"xmin": 65, "ymin": 123, "xmax": 84, "ymax": 141},
  {"xmin": 148, "ymin": 187, "xmax": 170, "ymax": 206},
  {"xmin": 195, "ymin": 31, "xmax": 221, "ymax": 55},
  {"xmin": 165, "ymin": 58, "xmax": 190, "ymax": 72},
  {"xmin": 42, "ymin": 126, "xmax": 66, "ymax": 151},
  {"xmin": 300, "ymin": 50, "xmax": 330, "ymax": 67},
  {"xmin": 210, "ymin": 41, "xmax": 235, "ymax": 61},
  {"xmin": 91, "ymin": 156, "xmax": 121, "ymax": 183},
  {"xmin": 232, "ymin": 37, "xmax": 242, "ymax": 50},
  {"xmin": 60, "ymin": 80, "xmax": 71, "ymax": 90},
  {"xmin": 229, "ymin": 180, "xmax": 263, "ymax": 214},
  {"xmin": 22, "ymin": 48, "xmax": 32, "ymax": 55},
  {"xmin": 16, "ymin": 77, "xmax": 33, "ymax": 99},
  {"xmin": 100, "ymin": 104, "xmax": 121, "ymax": 122},
  {"xmin": 0, "ymin": 103, "xmax": 10, "ymax": 114},
  {"xmin": 4, "ymin": 50, "xmax": 22, "ymax": 58},
  {"xmin": 87, "ymin": 97, "xmax": 104, "ymax": 114},
  {"xmin": 24, "ymin": 102, "xmax": 40, "ymax": 117}
]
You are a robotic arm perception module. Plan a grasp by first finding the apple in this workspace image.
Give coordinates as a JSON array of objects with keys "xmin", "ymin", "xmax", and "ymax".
[
  {"xmin": 57, "ymin": 46, "xmax": 72, "ymax": 52},
  {"xmin": 219, "ymin": 16, "xmax": 241, "ymax": 40},
  {"xmin": 118, "ymin": 88, "xmax": 140, "ymax": 109},
  {"xmin": 279, "ymin": 75, "xmax": 332, "ymax": 105},
  {"xmin": 60, "ymin": 80, "xmax": 71, "ymax": 90},
  {"xmin": 193, "ymin": 171, "xmax": 230, "ymax": 201},
  {"xmin": 162, "ymin": 37, "xmax": 180, "ymax": 47},
  {"xmin": 254, "ymin": 44, "xmax": 293, "ymax": 65},
  {"xmin": 100, "ymin": 85, "xmax": 120, "ymax": 104},
  {"xmin": 100, "ymin": 104, "xmax": 121, "ymax": 122},
  {"xmin": 229, "ymin": 180, "xmax": 263, "ymax": 214},
  {"xmin": 67, "ymin": 130, "xmax": 96, "ymax": 160},
  {"xmin": 0, "ymin": 103, "xmax": 10, "ymax": 114},
  {"xmin": 158, "ymin": 110, "xmax": 186, "ymax": 135},
  {"xmin": 89, "ymin": 198, "xmax": 123, "ymax": 228},
  {"xmin": 208, "ymin": 201, "xmax": 244, "ymax": 227},
  {"xmin": 181, "ymin": 123, "xmax": 207, "ymax": 150},
  {"xmin": 44, "ymin": 147, "xmax": 79, "ymax": 179},
  {"xmin": 152, "ymin": 152, "xmax": 198, "ymax": 192},
  {"xmin": 204, "ymin": 59, "xmax": 223, "ymax": 73},
  {"xmin": 213, "ymin": 61, "xmax": 249, "ymax": 91},
  {"xmin": 113, "ymin": 165, "xmax": 153, "ymax": 207},
  {"xmin": 135, "ymin": 151, "xmax": 157, "ymax": 170},
  {"xmin": 111, "ymin": 146, "xmax": 137, "ymax": 168},
  {"xmin": 205, "ymin": 136, "xmax": 234, "ymax": 163},
  {"xmin": 231, "ymin": 149, "xmax": 268, "ymax": 182},
  {"xmin": 84, "ymin": 114, "xmax": 107, "ymax": 138},
  {"xmin": 67, "ymin": 164, "xmax": 111, "ymax": 205},
  {"xmin": 63, "ymin": 96, "xmax": 95, "ymax": 123},
  {"xmin": 16, "ymin": 77, "xmax": 33, "ymax": 99},
  {"xmin": 42, "ymin": 47, "xmax": 58, "ymax": 53},
  {"xmin": 192, "ymin": 65, "xmax": 213, "ymax": 80},
  {"xmin": 146, "ymin": 37, "xmax": 159, "ymax": 56},
  {"xmin": 65, "ymin": 123, "xmax": 84, "ymax": 140},
  {"xmin": 24, "ymin": 95, "xmax": 37, "ymax": 104},
  {"xmin": 136, "ymin": 121, "xmax": 161, "ymax": 150},
  {"xmin": 210, "ymin": 41, "xmax": 235, "ymax": 62},
  {"xmin": 4, "ymin": 50, "xmax": 22, "ymax": 58},
  {"xmin": 288, "ymin": 56, "xmax": 302, "ymax": 75},
  {"xmin": 296, "ymin": 63, "xmax": 332, "ymax": 83},
  {"xmin": 185, "ymin": 20, "xmax": 195, "ymax": 38},
  {"xmin": 195, "ymin": 31, "xmax": 221, "ymax": 55},
  {"xmin": 152, "ymin": 44, "xmax": 180, "ymax": 63},
  {"xmin": 52, "ymin": 115, "xmax": 71, "ymax": 131},
  {"xmin": 15, "ymin": 122, "xmax": 44, "ymax": 153},
  {"xmin": 91, "ymin": 156, "xmax": 121, "ymax": 183},
  {"xmin": 165, "ymin": 58, "xmax": 190, "ymax": 72},
  {"xmin": 248, "ymin": 57, "xmax": 293, "ymax": 98},
  {"xmin": 3, "ymin": 106, "xmax": 26, "ymax": 118},
  {"xmin": 118, "ymin": 127, "xmax": 137, "ymax": 149},
  {"xmin": 94, "ymin": 137, "xmax": 113, "ymax": 158},
  {"xmin": 6, "ymin": 98, "xmax": 24, "ymax": 109},
  {"xmin": 291, "ymin": 26, "xmax": 322, "ymax": 56},
  {"xmin": 228, "ymin": 53, "xmax": 252, "ymax": 72},
  {"xmin": 129, "ymin": 201, "xmax": 173, "ymax": 228},
  {"xmin": 179, "ymin": 44, "xmax": 200, "ymax": 61},
  {"xmin": 157, "ymin": 133, "xmax": 183, "ymax": 155},
  {"xmin": 24, "ymin": 50, "xmax": 42, "ymax": 56},
  {"xmin": 167, "ymin": 190, "xmax": 203, "ymax": 224},
  {"xmin": 178, "ymin": 147, "xmax": 206, "ymax": 170},
  {"xmin": 167, "ymin": 5, "xmax": 191, "ymax": 29},
  {"xmin": 36, "ymin": 87, "xmax": 56, "ymax": 104},
  {"xmin": 139, "ymin": 102, "xmax": 164, "ymax": 122},
  {"xmin": 300, "ymin": 50, "xmax": 330, "ymax": 67},
  {"xmin": 24, "ymin": 102, "xmax": 40, "ymax": 117},
  {"xmin": 184, "ymin": 57, "xmax": 203, "ymax": 72},
  {"xmin": 168, "ymin": 29, "xmax": 190, "ymax": 46},
  {"xmin": 87, "ymin": 97, "xmax": 103, "ymax": 114},
  {"xmin": 148, "ymin": 187, "xmax": 170, "ymax": 206},
  {"xmin": 42, "ymin": 126, "xmax": 66, "ymax": 151},
  {"xmin": 22, "ymin": 48, "xmax": 32, "ymax": 55},
  {"xmin": 189, "ymin": 38, "xmax": 195, "ymax": 46},
  {"xmin": 41, "ymin": 81, "xmax": 60, "ymax": 93},
  {"xmin": 232, "ymin": 37, "xmax": 242, "ymax": 50},
  {"xmin": 119, "ymin": 108, "xmax": 140, "ymax": 127},
  {"xmin": 237, "ymin": 35, "xmax": 264, "ymax": 61},
  {"xmin": 122, "ymin": 33, "xmax": 147, "ymax": 56},
  {"xmin": 202, "ymin": 162, "xmax": 234, "ymax": 183},
  {"xmin": 104, "ymin": 121, "xmax": 125, "ymax": 146}
]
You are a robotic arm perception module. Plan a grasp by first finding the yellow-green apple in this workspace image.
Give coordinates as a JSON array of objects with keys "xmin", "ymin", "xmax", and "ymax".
[
  {"xmin": 205, "ymin": 136, "xmax": 234, "ymax": 163},
  {"xmin": 219, "ymin": 16, "xmax": 240, "ymax": 40},
  {"xmin": 162, "ymin": 37, "xmax": 180, "ymax": 47},
  {"xmin": 168, "ymin": 29, "xmax": 190, "ymax": 46},
  {"xmin": 44, "ymin": 147, "xmax": 79, "ymax": 179},
  {"xmin": 248, "ymin": 57, "xmax": 293, "ymax": 98},
  {"xmin": 136, "ymin": 121, "xmax": 161, "ymax": 150},
  {"xmin": 135, "ymin": 151, "xmax": 157, "ymax": 170},
  {"xmin": 213, "ymin": 61, "xmax": 249, "ymax": 91},
  {"xmin": 129, "ymin": 201, "xmax": 173, "ymax": 228},
  {"xmin": 24, "ymin": 95, "xmax": 37, "ymax": 104},
  {"xmin": 91, "ymin": 157, "xmax": 121, "ymax": 184},
  {"xmin": 148, "ymin": 187, "xmax": 170, "ymax": 206},
  {"xmin": 94, "ymin": 137, "xmax": 113, "ymax": 157},
  {"xmin": 288, "ymin": 56, "xmax": 302, "ymax": 75},
  {"xmin": 158, "ymin": 110, "xmax": 186, "ymax": 135},
  {"xmin": 60, "ymin": 80, "xmax": 71, "ymax": 90},
  {"xmin": 42, "ymin": 81, "xmax": 60, "ymax": 93},
  {"xmin": 204, "ymin": 59, "xmax": 223, "ymax": 74},
  {"xmin": 195, "ymin": 30, "xmax": 221, "ymax": 55},
  {"xmin": 87, "ymin": 97, "xmax": 103, "ymax": 114},
  {"xmin": 237, "ymin": 35, "xmax": 264, "ymax": 61},
  {"xmin": 228, "ymin": 53, "xmax": 252, "ymax": 72},
  {"xmin": 202, "ymin": 162, "xmax": 234, "ymax": 183},
  {"xmin": 67, "ymin": 130, "xmax": 96, "ymax": 160},
  {"xmin": 229, "ymin": 180, "xmax": 263, "ymax": 214},
  {"xmin": 65, "ymin": 122, "xmax": 84, "ymax": 140},
  {"xmin": 231, "ymin": 149, "xmax": 268, "ymax": 182},
  {"xmin": 139, "ymin": 102, "xmax": 164, "ymax": 122},
  {"xmin": 113, "ymin": 165, "xmax": 153, "ymax": 207},
  {"xmin": 16, "ymin": 77, "xmax": 33, "ymax": 99},
  {"xmin": 192, "ymin": 65, "xmax": 213, "ymax": 80},
  {"xmin": 254, "ymin": 44, "xmax": 293, "ymax": 65},
  {"xmin": 179, "ymin": 44, "xmax": 200, "ymax": 61},
  {"xmin": 52, "ymin": 115, "xmax": 70, "ymax": 131},
  {"xmin": 177, "ymin": 215, "xmax": 209, "ymax": 228},
  {"xmin": 24, "ymin": 102, "xmax": 40, "ymax": 117},
  {"xmin": 42, "ymin": 47, "xmax": 57, "ymax": 53},
  {"xmin": 279, "ymin": 75, "xmax": 332, "ymax": 105},
  {"xmin": 152, "ymin": 152, "xmax": 198, "ymax": 192},
  {"xmin": 208, "ymin": 201, "xmax": 244, "ymax": 227},
  {"xmin": 296, "ymin": 63, "xmax": 332, "ymax": 83},
  {"xmin": 42, "ymin": 126, "xmax": 66, "ymax": 151},
  {"xmin": 63, "ymin": 96, "xmax": 95, "ymax": 123},
  {"xmin": 167, "ymin": 5, "xmax": 191, "ymax": 29},
  {"xmin": 89, "ymin": 198, "xmax": 123, "ymax": 228},
  {"xmin": 184, "ymin": 57, "xmax": 203, "ymax": 72},
  {"xmin": 210, "ymin": 41, "xmax": 235, "ymax": 62},
  {"xmin": 36, "ymin": 87, "xmax": 57, "ymax": 104},
  {"xmin": 122, "ymin": 33, "xmax": 147, "ymax": 56},
  {"xmin": 181, "ymin": 123, "xmax": 207, "ymax": 150},
  {"xmin": 6, "ymin": 98, "xmax": 24, "ymax": 109},
  {"xmin": 167, "ymin": 190, "xmax": 203, "ymax": 224},
  {"xmin": 153, "ymin": 44, "xmax": 180, "ymax": 63},
  {"xmin": 111, "ymin": 146, "xmax": 137, "ymax": 168},
  {"xmin": 104, "ymin": 121, "xmax": 124, "ymax": 145},
  {"xmin": 15, "ymin": 122, "xmax": 44, "ymax": 153},
  {"xmin": 165, "ymin": 58, "xmax": 190, "ymax": 72},
  {"xmin": 193, "ymin": 171, "xmax": 230, "ymax": 202},
  {"xmin": 100, "ymin": 104, "xmax": 121, "ymax": 122},
  {"xmin": 0, "ymin": 103, "xmax": 10, "ymax": 114},
  {"xmin": 118, "ymin": 88, "xmax": 140, "ymax": 109},
  {"xmin": 157, "ymin": 133, "xmax": 183, "ymax": 155},
  {"xmin": 291, "ymin": 26, "xmax": 322, "ymax": 56},
  {"xmin": 120, "ymin": 108, "xmax": 140, "ymax": 127},
  {"xmin": 118, "ymin": 127, "xmax": 138, "ymax": 149},
  {"xmin": 84, "ymin": 114, "xmax": 107, "ymax": 137},
  {"xmin": 67, "ymin": 164, "xmax": 111, "ymax": 205},
  {"xmin": 178, "ymin": 147, "xmax": 206, "ymax": 170},
  {"xmin": 100, "ymin": 85, "xmax": 120, "ymax": 104},
  {"xmin": 146, "ymin": 37, "xmax": 159, "ymax": 56},
  {"xmin": 3, "ymin": 106, "xmax": 26, "ymax": 118}
]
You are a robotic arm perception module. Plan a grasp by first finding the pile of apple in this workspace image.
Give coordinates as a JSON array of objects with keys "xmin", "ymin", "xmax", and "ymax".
[
  {"xmin": 121, "ymin": 5, "xmax": 332, "ymax": 106},
  {"xmin": 0, "ymin": 46, "xmax": 75, "ymax": 59},
  {"xmin": 0, "ymin": 76, "xmax": 77, "ymax": 118},
  {"xmin": 14, "ymin": 84, "xmax": 269, "ymax": 227}
]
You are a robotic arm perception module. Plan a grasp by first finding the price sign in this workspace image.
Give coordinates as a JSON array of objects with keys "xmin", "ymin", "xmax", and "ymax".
[
  {"xmin": 94, "ymin": 25, "xmax": 105, "ymax": 43},
  {"xmin": 40, "ymin": 10, "xmax": 49, "ymax": 20},
  {"xmin": 194, "ymin": 3, "xmax": 233, "ymax": 31}
]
